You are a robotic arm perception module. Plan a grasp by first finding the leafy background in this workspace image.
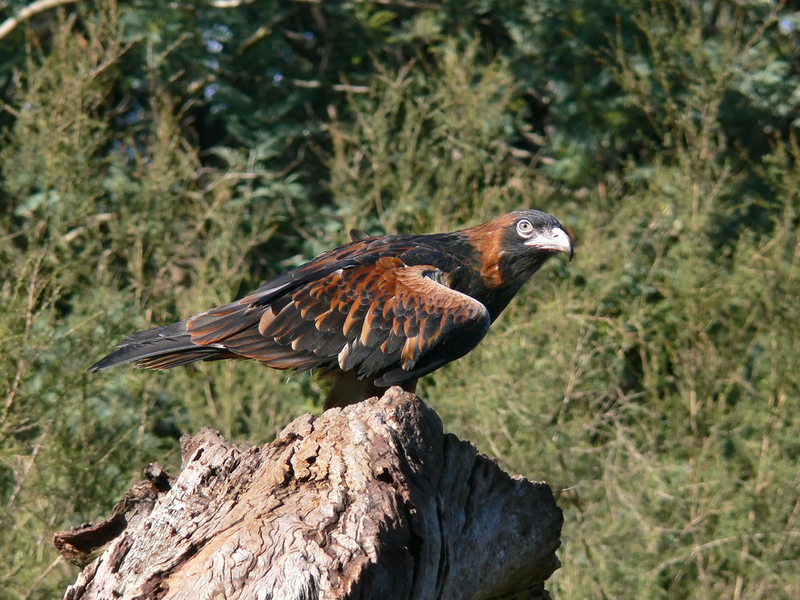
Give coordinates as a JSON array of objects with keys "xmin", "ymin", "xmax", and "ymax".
[{"xmin": 1, "ymin": 0, "xmax": 799, "ymax": 598}]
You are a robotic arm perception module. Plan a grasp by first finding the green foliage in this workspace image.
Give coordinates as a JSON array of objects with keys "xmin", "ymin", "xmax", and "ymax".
[
  {"xmin": 331, "ymin": 39, "xmax": 538, "ymax": 234},
  {"xmin": 1, "ymin": 0, "xmax": 799, "ymax": 599}
]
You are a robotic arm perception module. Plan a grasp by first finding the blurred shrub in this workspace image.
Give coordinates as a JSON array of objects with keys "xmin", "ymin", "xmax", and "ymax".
[{"xmin": 330, "ymin": 39, "xmax": 550, "ymax": 234}]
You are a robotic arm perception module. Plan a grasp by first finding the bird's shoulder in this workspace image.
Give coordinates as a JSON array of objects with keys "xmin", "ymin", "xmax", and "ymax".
[
  {"xmin": 342, "ymin": 231, "xmax": 476, "ymax": 268},
  {"xmin": 246, "ymin": 232, "xmax": 478, "ymax": 305}
]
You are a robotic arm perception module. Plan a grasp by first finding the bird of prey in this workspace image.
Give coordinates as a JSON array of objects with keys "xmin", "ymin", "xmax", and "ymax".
[{"xmin": 89, "ymin": 210, "xmax": 573, "ymax": 408}]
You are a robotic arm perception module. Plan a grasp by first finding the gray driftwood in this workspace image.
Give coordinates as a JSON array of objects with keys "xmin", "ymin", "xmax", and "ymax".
[{"xmin": 58, "ymin": 387, "xmax": 563, "ymax": 600}]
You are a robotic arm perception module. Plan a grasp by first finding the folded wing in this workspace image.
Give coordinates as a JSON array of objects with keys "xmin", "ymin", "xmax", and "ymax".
[{"xmin": 185, "ymin": 256, "xmax": 491, "ymax": 385}]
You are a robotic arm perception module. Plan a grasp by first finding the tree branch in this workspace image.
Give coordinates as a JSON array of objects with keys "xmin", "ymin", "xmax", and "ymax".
[{"xmin": 0, "ymin": 0, "xmax": 81, "ymax": 42}]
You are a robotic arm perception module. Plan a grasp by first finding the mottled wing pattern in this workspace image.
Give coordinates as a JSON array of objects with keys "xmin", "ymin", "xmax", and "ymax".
[{"xmin": 184, "ymin": 255, "xmax": 491, "ymax": 385}]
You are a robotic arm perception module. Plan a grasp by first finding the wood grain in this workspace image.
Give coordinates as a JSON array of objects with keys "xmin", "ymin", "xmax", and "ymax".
[{"xmin": 60, "ymin": 388, "xmax": 562, "ymax": 600}]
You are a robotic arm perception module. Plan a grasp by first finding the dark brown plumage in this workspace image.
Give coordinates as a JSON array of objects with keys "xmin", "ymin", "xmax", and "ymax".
[{"xmin": 89, "ymin": 210, "xmax": 573, "ymax": 408}]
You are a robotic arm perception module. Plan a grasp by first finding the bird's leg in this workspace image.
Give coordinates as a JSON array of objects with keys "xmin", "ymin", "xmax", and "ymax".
[
  {"xmin": 324, "ymin": 370, "xmax": 384, "ymax": 410},
  {"xmin": 323, "ymin": 370, "xmax": 417, "ymax": 410}
]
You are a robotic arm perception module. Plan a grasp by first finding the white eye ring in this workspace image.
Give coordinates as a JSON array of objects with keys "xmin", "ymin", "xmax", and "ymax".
[{"xmin": 516, "ymin": 219, "xmax": 534, "ymax": 237}]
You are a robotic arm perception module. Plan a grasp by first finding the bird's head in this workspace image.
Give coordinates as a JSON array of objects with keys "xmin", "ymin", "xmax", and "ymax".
[
  {"xmin": 465, "ymin": 209, "xmax": 573, "ymax": 295},
  {"xmin": 503, "ymin": 209, "xmax": 573, "ymax": 262}
]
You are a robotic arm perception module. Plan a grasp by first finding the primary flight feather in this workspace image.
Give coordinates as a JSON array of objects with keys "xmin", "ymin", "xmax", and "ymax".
[{"xmin": 89, "ymin": 210, "xmax": 573, "ymax": 408}]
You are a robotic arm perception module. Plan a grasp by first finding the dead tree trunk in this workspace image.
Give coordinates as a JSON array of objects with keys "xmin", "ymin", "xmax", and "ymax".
[{"xmin": 57, "ymin": 387, "xmax": 563, "ymax": 600}]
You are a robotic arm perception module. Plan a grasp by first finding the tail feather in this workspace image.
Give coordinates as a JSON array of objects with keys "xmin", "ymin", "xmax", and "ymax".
[
  {"xmin": 115, "ymin": 320, "xmax": 190, "ymax": 345},
  {"xmin": 133, "ymin": 348, "xmax": 239, "ymax": 370},
  {"xmin": 88, "ymin": 321, "xmax": 230, "ymax": 373}
]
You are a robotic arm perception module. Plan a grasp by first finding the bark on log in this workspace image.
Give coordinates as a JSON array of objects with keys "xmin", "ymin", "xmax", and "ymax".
[{"xmin": 57, "ymin": 387, "xmax": 563, "ymax": 600}]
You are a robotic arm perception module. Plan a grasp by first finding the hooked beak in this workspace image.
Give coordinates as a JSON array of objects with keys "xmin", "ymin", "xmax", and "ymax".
[{"xmin": 525, "ymin": 226, "xmax": 574, "ymax": 261}]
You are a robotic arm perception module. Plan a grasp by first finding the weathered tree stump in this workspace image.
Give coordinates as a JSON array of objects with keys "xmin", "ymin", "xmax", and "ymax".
[{"xmin": 57, "ymin": 387, "xmax": 563, "ymax": 600}]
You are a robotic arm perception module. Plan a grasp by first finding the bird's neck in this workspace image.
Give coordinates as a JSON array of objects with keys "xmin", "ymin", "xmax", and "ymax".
[
  {"xmin": 453, "ymin": 221, "xmax": 543, "ymax": 321},
  {"xmin": 416, "ymin": 226, "xmax": 535, "ymax": 321},
  {"xmin": 446, "ymin": 249, "xmax": 523, "ymax": 322}
]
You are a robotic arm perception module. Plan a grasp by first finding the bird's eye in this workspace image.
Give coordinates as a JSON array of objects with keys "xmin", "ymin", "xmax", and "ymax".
[{"xmin": 516, "ymin": 219, "xmax": 534, "ymax": 237}]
